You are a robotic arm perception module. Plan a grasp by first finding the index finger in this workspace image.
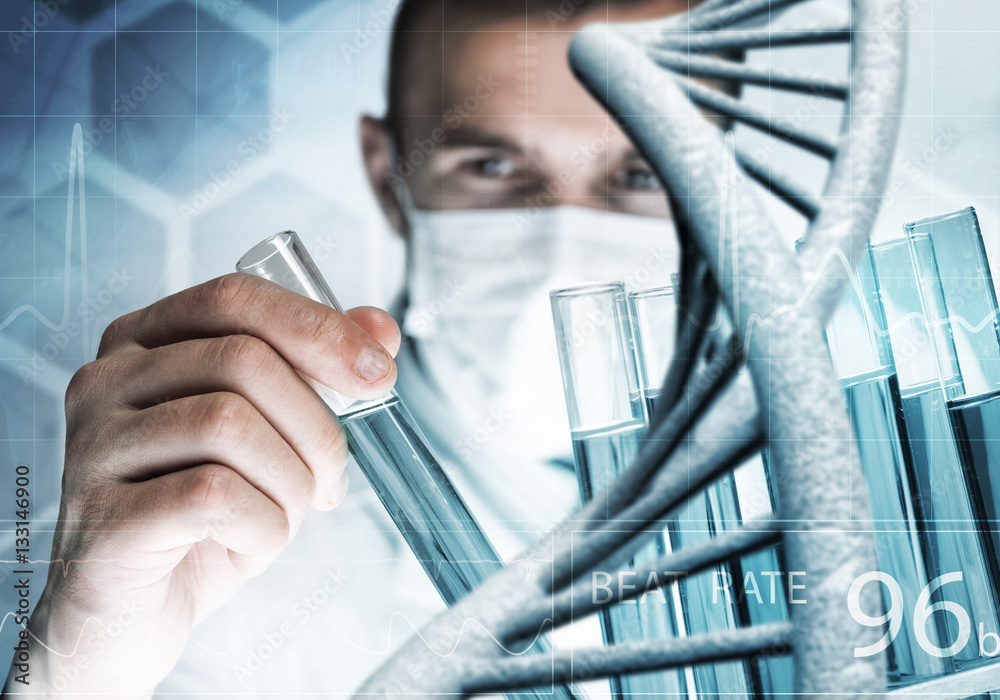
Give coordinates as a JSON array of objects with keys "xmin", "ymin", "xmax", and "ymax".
[{"xmin": 98, "ymin": 273, "xmax": 397, "ymax": 401}]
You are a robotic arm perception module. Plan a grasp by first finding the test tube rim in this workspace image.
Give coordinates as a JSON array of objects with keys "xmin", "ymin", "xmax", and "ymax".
[
  {"xmin": 236, "ymin": 230, "xmax": 298, "ymax": 273},
  {"xmin": 902, "ymin": 205, "xmax": 976, "ymax": 233},
  {"xmin": 869, "ymin": 237, "xmax": 910, "ymax": 254},
  {"xmin": 627, "ymin": 284, "xmax": 677, "ymax": 302},
  {"xmin": 550, "ymin": 280, "xmax": 625, "ymax": 299}
]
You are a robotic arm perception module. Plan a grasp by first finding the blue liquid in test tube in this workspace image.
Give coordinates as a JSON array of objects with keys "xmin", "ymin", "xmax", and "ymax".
[
  {"xmin": 826, "ymin": 246, "xmax": 946, "ymax": 684},
  {"xmin": 237, "ymin": 231, "xmax": 580, "ymax": 700},
  {"xmin": 627, "ymin": 284, "xmax": 791, "ymax": 698},
  {"xmin": 871, "ymin": 232, "xmax": 1000, "ymax": 672},
  {"xmin": 551, "ymin": 281, "xmax": 688, "ymax": 699},
  {"xmin": 905, "ymin": 208, "xmax": 1000, "ymax": 594}
]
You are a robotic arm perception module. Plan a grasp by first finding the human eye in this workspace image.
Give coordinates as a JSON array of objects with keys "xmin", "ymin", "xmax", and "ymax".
[
  {"xmin": 613, "ymin": 163, "xmax": 664, "ymax": 192},
  {"xmin": 461, "ymin": 155, "xmax": 521, "ymax": 180}
]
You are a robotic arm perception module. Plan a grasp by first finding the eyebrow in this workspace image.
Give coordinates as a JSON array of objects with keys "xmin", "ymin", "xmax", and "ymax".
[
  {"xmin": 623, "ymin": 149, "xmax": 652, "ymax": 164},
  {"xmin": 435, "ymin": 125, "xmax": 525, "ymax": 153},
  {"xmin": 426, "ymin": 126, "xmax": 655, "ymax": 170}
]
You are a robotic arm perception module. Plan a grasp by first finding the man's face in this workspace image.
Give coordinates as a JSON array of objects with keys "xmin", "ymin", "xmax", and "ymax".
[{"xmin": 364, "ymin": 3, "xmax": 685, "ymax": 227}]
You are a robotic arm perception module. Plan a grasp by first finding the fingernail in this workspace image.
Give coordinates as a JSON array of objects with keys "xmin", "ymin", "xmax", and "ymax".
[
  {"xmin": 328, "ymin": 471, "xmax": 349, "ymax": 507},
  {"xmin": 358, "ymin": 346, "xmax": 392, "ymax": 382}
]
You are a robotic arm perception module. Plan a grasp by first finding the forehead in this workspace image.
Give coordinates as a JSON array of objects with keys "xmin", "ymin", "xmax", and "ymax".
[
  {"xmin": 444, "ymin": 17, "xmax": 603, "ymax": 120},
  {"xmin": 397, "ymin": 3, "xmax": 686, "ymax": 135}
]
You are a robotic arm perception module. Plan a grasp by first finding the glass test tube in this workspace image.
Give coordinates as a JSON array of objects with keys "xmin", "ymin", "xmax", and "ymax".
[
  {"xmin": 825, "ymin": 248, "xmax": 945, "ymax": 684},
  {"xmin": 237, "ymin": 232, "xmax": 578, "ymax": 700},
  {"xmin": 905, "ymin": 207, "xmax": 1000, "ymax": 576},
  {"xmin": 627, "ymin": 285, "xmax": 775, "ymax": 698},
  {"xmin": 871, "ymin": 235, "xmax": 1000, "ymax": 669},
  {"xmin": 550, "ymin": 282, "xmax": 688, "ymax": 699}
]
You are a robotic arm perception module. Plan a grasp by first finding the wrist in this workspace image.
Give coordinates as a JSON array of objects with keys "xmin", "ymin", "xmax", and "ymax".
[{"xmin": 5, "ymin": 591, "xmax": 157, "ymax": 699}]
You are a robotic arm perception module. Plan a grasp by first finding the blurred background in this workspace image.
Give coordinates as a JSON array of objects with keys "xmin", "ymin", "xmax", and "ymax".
[{"xmin": 1, "ymin": 0, "xmax": 998, "ymax": 685}]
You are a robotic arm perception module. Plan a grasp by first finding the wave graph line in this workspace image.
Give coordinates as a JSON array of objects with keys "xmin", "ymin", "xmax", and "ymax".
[{"xmin": 0, "ymin": 124, "xmax": 90, "ymax": 355}]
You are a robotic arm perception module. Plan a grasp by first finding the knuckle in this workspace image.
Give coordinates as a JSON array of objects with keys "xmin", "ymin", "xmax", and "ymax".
[
  {"xmin": 66, "ymin": 362, "xmax": 98, "ymax": 405},
  {"xmin": 258, "ymin": 455, "xmax": 312, "ymax": 518},
  {"xmin": 196, "ymin": 393, "xmax": 252, "ymax": 448},
  {"xmin": 214, "ymin": 334, "xmax": 277, "ymax": 382},
  {"xmin": 185, "ymin": 464, "xmax": 236, "ymax": 515},
  {"xmin": 201, "ymin": 273, "xmax": 253, "ymax": 319},
  {"xmin": 65, "ymin": 360, "xmax": 108, "ymax": 417},
  {"xmin": 97, "ymin": 312, "xmax": 137, "ymax": 356}
]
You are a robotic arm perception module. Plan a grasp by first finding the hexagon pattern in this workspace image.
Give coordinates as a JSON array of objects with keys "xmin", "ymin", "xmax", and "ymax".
[{"xmin": 0, "ymin": 3, "xmax": 399, "ymax": 687}]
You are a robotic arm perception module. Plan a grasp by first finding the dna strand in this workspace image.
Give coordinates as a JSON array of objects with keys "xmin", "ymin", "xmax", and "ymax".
[{"xmin": 354, "ymin": 0, "xmax": 909, "ymax": 696}]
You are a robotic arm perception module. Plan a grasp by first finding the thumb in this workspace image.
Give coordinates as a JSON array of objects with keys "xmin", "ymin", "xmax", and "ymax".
[{"xmin": 345, "ymin": 306, "xmax": 402, "ymax": 358}]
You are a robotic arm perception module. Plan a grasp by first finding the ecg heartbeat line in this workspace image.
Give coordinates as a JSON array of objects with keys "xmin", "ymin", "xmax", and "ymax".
[
  {"xmin": 696, "ymin": 131, "xmax": 1000, "ymax": 360},
  {"xmin": 0, "ymin": 603, "xmax": 551, "ymax": 662},
  {"xmin": 0, "ymin": 123, "xmax": 91, "ymax": 355}
]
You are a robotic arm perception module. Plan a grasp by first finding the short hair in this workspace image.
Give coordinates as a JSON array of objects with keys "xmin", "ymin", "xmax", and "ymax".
[{"xmin": 385, "ymin": 0, "xmax": 692, "ymax": 134}]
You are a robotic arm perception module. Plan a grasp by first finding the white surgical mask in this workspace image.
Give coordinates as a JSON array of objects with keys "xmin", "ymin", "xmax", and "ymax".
[{"xmin": 399, "ymin": 205, "xmax": 680, "ymax": 472}]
